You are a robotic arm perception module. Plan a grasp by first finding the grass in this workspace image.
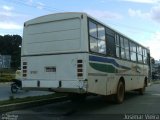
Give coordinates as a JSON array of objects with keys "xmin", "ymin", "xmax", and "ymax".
[
  {"xmin": 0, "ymin": 69, "xmax": 16, "ymax": 82},
  {"xmin": 152, "ymin": 80, "xmax": 160, "ymax": 84},
  {"xmin": 0, "ymin": 93, "xmax": 66, "ymax": 106}
]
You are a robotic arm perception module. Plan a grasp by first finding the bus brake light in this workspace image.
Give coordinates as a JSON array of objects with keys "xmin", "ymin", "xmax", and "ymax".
[{"xmin": 77, "ymin": 60, "xmax": 83, "ymax": 78}]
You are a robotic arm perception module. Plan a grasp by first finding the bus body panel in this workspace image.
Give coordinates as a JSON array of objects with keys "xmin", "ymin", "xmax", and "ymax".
[
  {"xmin": 23, "ymin": 18, "xmax": 81, "ymax": 55},
  {"xmin": 22, "ymin": 53, "xmax": 88, "ymax": 92},
  {"xmin": 87, "ymin": 54, "xmax": 149, "ymax": 95}
]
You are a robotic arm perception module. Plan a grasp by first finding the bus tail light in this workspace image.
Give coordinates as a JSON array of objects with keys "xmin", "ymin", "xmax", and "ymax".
[
  {"xmin": 22, "ymin": 62, "xmax": 27, "ymax": 77},
  {"xmin": 77, "ymin": 60, "xmax": 83, "ymax": 78}
]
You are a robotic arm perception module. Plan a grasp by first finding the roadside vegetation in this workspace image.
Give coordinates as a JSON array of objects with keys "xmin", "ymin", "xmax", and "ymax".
[
  {"xmin": 152, "ymin": 80, "xmax": 160, "ymax": 84},
  {"xmin": 0, "ymin": 35, "xmax": 22, "ymax": 69},
  {"xmin": 0, "ymin": 93, "xmax": 65, "ymax": 106},
  {"xmin": 0, "ymin": 69, "xmax": 16, "ymax": 82},
  {"xmin": 0, "ymin": 35, "xmax": 22, "ymax": 82}
]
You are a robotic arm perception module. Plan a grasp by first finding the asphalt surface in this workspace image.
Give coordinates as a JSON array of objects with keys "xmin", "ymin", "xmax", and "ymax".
[
  {"xmin": 0, "ymin": 82, "xmax": 52, "ymax": 101},
  {"xmin": 1, "ymin": 83, "xmax": 160, "ymax": 120}
]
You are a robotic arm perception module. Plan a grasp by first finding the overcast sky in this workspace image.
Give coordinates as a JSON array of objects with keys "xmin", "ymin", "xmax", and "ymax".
[{"xmin": 0, "ymin": 0, "xmax": 160, "ymax": 60}]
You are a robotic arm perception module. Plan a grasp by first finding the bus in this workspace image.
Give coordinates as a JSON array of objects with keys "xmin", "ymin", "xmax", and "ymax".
[{"xmin": 21, "ymin": 12, "xmax": 151, "ymax": 103}]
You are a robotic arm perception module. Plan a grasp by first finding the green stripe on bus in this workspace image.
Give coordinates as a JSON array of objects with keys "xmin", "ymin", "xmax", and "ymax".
[{"xmin": 89, "ymin": 63, "xmax": 118, "ymax": 73}]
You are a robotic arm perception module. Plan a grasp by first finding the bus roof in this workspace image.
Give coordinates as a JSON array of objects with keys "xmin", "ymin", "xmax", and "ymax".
[{"xmin": 24, "ymin": 12, "xmax": 86, "ymax": 26}]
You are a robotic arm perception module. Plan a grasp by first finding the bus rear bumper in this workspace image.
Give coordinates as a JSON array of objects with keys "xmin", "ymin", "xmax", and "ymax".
[{"xmin": 22, "ymin": 79, "xmax": 87, "ymax": 93}]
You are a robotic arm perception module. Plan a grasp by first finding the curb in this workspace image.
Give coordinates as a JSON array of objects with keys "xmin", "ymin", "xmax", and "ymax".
[{"xmin": 0, "ymin": 96, "xmax": 68, "ymax": 113}]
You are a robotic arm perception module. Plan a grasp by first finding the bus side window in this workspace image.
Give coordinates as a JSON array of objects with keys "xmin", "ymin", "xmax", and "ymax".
[
  {"xmin": 97, "ymin": 24, "xmax": 106, "ymax": 54},
  {"xmin": 130, "ymin": 42, "xmax": 137, "ymax": 62},
  {"xmin": 89, "ymin": 21, "xmax": 98, "ymax": 52},
  {"xmin": 106, "ymin": 27, "xmax": 116, "ymax": 57},
  {"xmin": 115, "ymin": 34, "xmax": 120, "ymax": 58},
  {"xmin": 89, "ymin": 21, "xmax": 97, "ymax": 38},
  {"xmin": 124, "ymin": 38, "xmax": 130, "ymax": 60},
  {"xmin": 137, "ymin": 46, "xmax": 143, "ymax": 63},
  {"xmin": 89, "ymin": 20, "xmax": 106, "ymax": 55},
  {"xmin": 120, "ymin": 37, "xmax": 126, "ymax": 59},
  {"xmin": 143, "ymin": 49, "xmax": 147, "ymax": 64},
  {"xmin": 106, "ymin": 35, "xmax": 115, "ymax": 57}
]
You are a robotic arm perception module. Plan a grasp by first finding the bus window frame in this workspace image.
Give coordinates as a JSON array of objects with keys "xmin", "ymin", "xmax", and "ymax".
[
  {"xmin": 88, "ymin": 18, "xmax": 107, "ymax": 56},
  {"xmin": 87, "ymin": 17, "xmax": 150, "ymax": 66}
]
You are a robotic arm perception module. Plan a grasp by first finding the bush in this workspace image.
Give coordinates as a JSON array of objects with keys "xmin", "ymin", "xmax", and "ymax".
[{"xmin": 0, "ymin": 69, "xmax": 16, "ymax": 82}]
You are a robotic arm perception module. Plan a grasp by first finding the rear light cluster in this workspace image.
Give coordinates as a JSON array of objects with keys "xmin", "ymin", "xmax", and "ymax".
[
  {"xmin": 22, "ymin": 62, "xmax": 27, "ymax": 77},
  {"xmin": 77, "ymin": 60, "xmax": 83, "ymax": 78}
]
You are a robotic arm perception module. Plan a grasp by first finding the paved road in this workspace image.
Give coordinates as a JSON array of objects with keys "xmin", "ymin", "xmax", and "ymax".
[
  {"xmin": 2, "ymin": 84, "xmax": 160, "ymax": 120},
  {"xmin": 0, "ymin": 83, "xmax": 52, "ymax": 101}
]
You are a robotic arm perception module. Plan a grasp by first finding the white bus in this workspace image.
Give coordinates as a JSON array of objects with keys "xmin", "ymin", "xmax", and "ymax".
[{"xmin": 21, "ymin": 12, "xmax": 151, "ymax": 103}]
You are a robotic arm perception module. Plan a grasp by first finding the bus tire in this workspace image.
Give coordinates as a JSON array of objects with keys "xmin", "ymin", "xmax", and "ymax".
[
  {"xmin": 139, "ymin": 81, "xmax": 146, "ymax": 95},
  {"xmin": 115, "ymin": 81, "xmax": 125, "ymax": 104}
]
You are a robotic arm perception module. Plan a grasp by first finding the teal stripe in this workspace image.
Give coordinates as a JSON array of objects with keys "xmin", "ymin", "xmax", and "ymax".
[{"xmin": 89, "ymin": 63, "xmax": 118, "ymax": 73}]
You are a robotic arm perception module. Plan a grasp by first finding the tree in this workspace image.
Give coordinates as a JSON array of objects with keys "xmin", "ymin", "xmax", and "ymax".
[
  {"xmin": 0, "ymin": 35, "xmax": 22, "ymax": 69},
  {"xmin": 151, "ymin": 58, "xmax": 155, "ymax": 64}
]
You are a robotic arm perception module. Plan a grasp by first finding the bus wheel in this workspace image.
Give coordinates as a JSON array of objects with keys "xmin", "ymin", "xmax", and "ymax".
[
  {"xmin": 115, "ymin": 81, "xmax": 125, "ymax": 104},
  {"xmin": 139, "ymin": 81, "xmax": 146, "ymax": 95}
]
